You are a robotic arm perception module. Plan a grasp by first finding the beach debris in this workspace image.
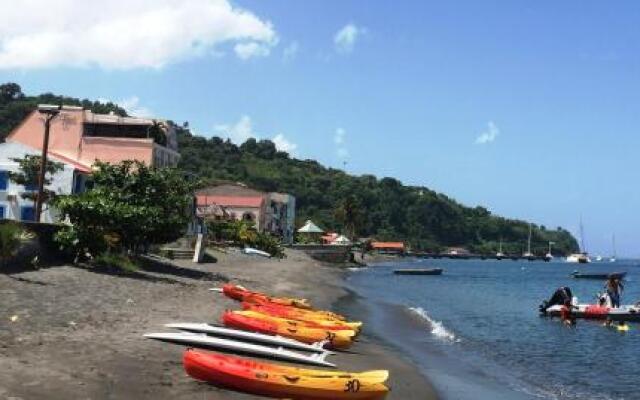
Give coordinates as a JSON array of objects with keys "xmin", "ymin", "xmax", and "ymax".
[
  {"xmin": 126, "ymin": 298, "xmax": 135, "ymax": 304},
  {"xmin": 10, "ymin": 315, "xmax": 18, "ymax": 322}
]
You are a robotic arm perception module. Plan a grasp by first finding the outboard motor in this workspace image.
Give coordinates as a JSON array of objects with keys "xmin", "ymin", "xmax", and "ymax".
[{"xmin": 539, "ymin": 286, "xmax": 573, "ymax": 314}]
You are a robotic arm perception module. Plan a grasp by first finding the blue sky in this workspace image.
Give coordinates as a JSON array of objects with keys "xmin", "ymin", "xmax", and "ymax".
[{"xmin": 1, "ymin": 1, "xmax": 639, "ymax": 255}]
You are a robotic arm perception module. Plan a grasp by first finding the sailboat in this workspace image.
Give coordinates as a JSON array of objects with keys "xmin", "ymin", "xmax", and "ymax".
[
  {"xmin": 523, "ymin": 224, "xmax": 534, "ymax": 260},
  {"xmin": 610, "ymin": 234, "xmax": 617, "ymax": 263},
  {"xmin": 566, "ymin": 218, "xmax": 591, "ymax": 264},
  {"xmin": 544, "ymin": 241, "xmax": 554, "ymax": 262},
  {"xmin": 496, "ymin": 238, "xmax": 505, "ymax": 260}
]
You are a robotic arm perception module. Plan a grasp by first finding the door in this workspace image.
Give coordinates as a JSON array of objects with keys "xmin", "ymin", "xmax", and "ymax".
[{"xmin": 20, "ymin": 206, "xmax": 35, "ymax": 221}]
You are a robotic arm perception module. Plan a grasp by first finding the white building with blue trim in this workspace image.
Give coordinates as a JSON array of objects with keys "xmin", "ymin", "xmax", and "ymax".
[{"xmin": 0, "ymin": 142, "xmax": 86, "ymax": 222}]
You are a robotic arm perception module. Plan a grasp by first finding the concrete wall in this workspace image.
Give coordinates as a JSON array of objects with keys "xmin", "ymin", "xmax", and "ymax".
[
  {"xmin": 7, "ymin": 109, "xmax": 85, "ymax": 161},
  {"xmin": 291, "ymin": 244, "xmax": 351, "ymax": 263}
]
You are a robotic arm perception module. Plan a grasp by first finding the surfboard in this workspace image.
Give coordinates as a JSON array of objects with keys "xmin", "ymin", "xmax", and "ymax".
[
  {"xmin": 144, "ymin": 332, "xmax": 335, "ymax": 367},
  {"xmin": 164, "ymin": 323, "xmax": 331, "ymax": 353}
]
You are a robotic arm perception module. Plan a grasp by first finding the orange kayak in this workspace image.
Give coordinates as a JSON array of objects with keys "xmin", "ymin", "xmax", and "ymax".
[
  {"xmin": 231, "ymin": 310, "xmax": 361, "ymax": 332},
  {"xmin": 222, "ymin": 311, "xmax": 355, "ymax": 350},
  {"xmin": 222, "ymin": 284, "xmax": 312, "ymax": 309},
  {"xmin": 183, "ymin": 349, "xmax": 389, "ymax": 399},
  {"xmin": 243, "ymin": 300, "xmax": 348, "ymax": 322}
]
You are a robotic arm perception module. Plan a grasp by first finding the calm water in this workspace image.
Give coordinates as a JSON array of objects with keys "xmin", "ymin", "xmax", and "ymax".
[{"xmin": 345, "ymin": 258, "xmax": 640, "ymax": 400}]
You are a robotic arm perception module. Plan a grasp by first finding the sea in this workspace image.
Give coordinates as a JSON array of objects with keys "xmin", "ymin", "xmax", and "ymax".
[{"xmin": 341, "ymin": 258, "xmax": 640, "ymax": 400}]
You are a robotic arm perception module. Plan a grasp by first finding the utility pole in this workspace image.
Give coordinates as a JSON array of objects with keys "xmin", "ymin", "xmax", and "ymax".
[{"xmin": 35, "ymin": 104, "xmax": 61, "ymax": 222}]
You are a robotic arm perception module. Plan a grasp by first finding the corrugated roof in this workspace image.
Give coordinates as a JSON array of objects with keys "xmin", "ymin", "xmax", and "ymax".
[
  {"xmin": 197, "ymin": 195, "xmax": 264, "ymax": 208},
  {"xmin": 371, "ymin": 242, "xmax": 405, "ymax": 249}
]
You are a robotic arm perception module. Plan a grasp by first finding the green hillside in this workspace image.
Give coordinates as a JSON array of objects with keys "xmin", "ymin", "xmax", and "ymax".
[
  {"xmin": 0, "ymin": 82, "xmax": 579, "ymax": 255},
  {"xmin": 177, "ymin": 130, "xmax": 579, "ymax": 255}
]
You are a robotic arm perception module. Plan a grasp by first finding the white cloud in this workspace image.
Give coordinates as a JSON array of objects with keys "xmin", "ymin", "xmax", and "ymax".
[
  {"xmin": 334, "ymin": 23, "xmax": 365, "ymax": 53},
  {"xmin": 334, "ymin": 127, "xmax": 346, "ymax": 145},
  {"xmin": 97, "ymin": 96, "xmax": 153, "ymax": 117},
  {"xmin": 234, "ymin": 41, "xmax": 272, "ymax": 60},
  {"xmin": 334, "ymin": 127, "xmax": 348, "ymax": 159},
  {"xmin": 214, "ymin": 115, "xmax": 297, "ymax": 154},
  {"xmin": 214, "ymin": 115, "xmax": 255, "ymax": 144},
  {"xmin": 475, "ymin": 121, "xmax": 500, "ymax": 144},
  {"xmin": 0, "ymin": 0, "xmax": 278, "ymax": 69},
  {"xmin": 272, "ymin": 133, "xmax": 298, "ymax": 153},
  {"xmin": 282, "ymin": 41, "xmax": 299, "ymax": 62},
  {"xmin": 117, "ymin": 96, "xmax": 154, "ymax": 118}
]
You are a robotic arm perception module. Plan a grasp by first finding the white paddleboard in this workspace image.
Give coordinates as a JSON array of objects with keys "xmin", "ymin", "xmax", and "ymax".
[
  {"xmin": 144, "ymin": 332, "xmax": 335, "ymax": 367},
  {"xmin": 165, "ymin": 323, "xmax": 331, "ymax": 354},
  {"xmin": 242, "ymin": 247, "xmax": 271, "ymax": 258}
]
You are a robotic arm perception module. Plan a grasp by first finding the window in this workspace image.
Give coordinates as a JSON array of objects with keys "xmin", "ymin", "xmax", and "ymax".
[
  {"xmin": 73, "ymin": 173, "xmax": 85, "ymax": 194},
  {"xmin": 20, "ymin": 206, "xmax": 35, "ymax": 221},
  {"xmin": 24, "ymin": 181, "xmax": 37, "ymax": 191},
  {"xmin": 0, "ymin": 171, "xmax": 7, "ymax": 190},
  {"xmin": 0, "ymin": 205, "xmax": 5, "ymax": 219}
]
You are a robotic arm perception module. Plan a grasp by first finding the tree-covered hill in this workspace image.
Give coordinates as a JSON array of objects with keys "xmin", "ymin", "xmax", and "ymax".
[
  {"xmin": 0, "ymin": 82, "xmax": 579, "ymax": 255},
  {"xmin": 177, "ymin": 130, "xmax": 579, "ymax": 255}
]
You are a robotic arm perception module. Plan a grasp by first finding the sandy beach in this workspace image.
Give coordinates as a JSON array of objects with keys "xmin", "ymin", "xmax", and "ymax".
[{"xmin": 0, "ymin": 249, "xmax": 437, "ymax": 399}]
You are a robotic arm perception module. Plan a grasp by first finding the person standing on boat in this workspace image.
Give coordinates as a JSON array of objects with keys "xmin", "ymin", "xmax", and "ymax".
[{"xmin": 606, "ymin": 277, "xmax": 624, "ymax": 308}]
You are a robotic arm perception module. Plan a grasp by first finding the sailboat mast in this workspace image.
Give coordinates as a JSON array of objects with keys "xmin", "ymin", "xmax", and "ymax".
[
  {"xmin": 579, "ymin": 217, "xmax": 586, "ymax": 253},
  {"xmin": 527, "ymin": 224, "xmax": 532, "ymax": 254},
  {"xmin": 613, "ymin": 234, "xmax": 617, "ymax": 258}
]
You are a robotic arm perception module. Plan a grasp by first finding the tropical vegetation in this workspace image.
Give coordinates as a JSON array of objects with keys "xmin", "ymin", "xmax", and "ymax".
[
  {"xmin": 207, "ymin": 219, "xmax": 285, "ymax": 258},
  {"xmin": 0, "ymin": 222, "xmax": 23, "ymax": 269},
  {"xmin": 52, "ymin": 161, "xmax": 197, "ymax": 259}
]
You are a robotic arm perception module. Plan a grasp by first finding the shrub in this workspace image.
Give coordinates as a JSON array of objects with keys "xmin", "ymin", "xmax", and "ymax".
[
  {"xmin": 206, "ymin": 220, "xmax": 285, "ymax": 258},
  {"xmin": 0, "ymin": 223, "xmax": 23, "ymax": 268}
]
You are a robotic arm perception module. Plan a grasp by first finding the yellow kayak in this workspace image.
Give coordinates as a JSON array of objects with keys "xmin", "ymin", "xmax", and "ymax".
[{"xmin": 236, "ymin": 310, "xmax": 362, "ymax": 333}]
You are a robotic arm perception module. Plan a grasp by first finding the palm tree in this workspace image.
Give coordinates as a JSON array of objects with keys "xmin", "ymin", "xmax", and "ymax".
[{"xmin": 334, "ymin": 195, "xmax": 363, "ymax": 240}]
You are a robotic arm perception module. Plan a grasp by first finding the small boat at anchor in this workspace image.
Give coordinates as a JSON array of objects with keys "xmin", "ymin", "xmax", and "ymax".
[
  {"xmin": 393, "ymin": 268, "xmax": 443, "ymax": 275},
  {"xmin": 571, "ymin": 271, "xmax": 626, "ymax": 280}
]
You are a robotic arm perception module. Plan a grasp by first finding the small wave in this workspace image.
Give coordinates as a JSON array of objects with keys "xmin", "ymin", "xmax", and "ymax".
[
  {"xmin": 347, "ymin": 266, "xmax": 369, "ymax": 272},
  {"xmin": 408, "ymin": 307, "xmax": 460, "ymax": 342}
]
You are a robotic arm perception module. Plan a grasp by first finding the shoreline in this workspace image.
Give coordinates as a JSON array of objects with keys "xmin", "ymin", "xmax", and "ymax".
[{"xmin": 0, "ymin": 248, "xmax": 437, "ymax": 399}]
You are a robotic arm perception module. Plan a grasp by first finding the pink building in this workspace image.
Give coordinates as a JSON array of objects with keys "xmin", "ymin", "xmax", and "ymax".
[
  {"xmin": 6, "ymin": 106, "xmax": 180, "ymax": 170},
  {"xmin": 0, "ymin": 106, "xmax": 180, "ymax": 222},
  {"xmin": 196, "ymin": 183, "xmax": 296, "ymax": 243}
]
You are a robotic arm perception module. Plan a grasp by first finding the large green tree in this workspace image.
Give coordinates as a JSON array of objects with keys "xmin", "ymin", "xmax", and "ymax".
[
  {"xmin": 8, "ymin": 155, "xmax": 64, "ymax": 213},
  {"xmin": 52, "ymin": 161, "xmax": 197, "ymax": 256}
]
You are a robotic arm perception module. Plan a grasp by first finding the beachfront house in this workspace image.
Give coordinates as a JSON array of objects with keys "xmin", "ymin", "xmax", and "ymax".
[
  {"xmin": 0, "ymin": 106, "xmax": 180, "ymax": 222},
  {"xmin": 196, "ymin": 183, "xmax": 296, "ymax": 244}
]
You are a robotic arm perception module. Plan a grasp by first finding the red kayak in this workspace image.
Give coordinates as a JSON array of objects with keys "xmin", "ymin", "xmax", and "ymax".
[
  {"xmin": 222, "ymin": 284, "xmax": 312, "ymax": 309},
  {"xmin": 183, "ymin": 349, "xmax": 389, "ymax": 399}
]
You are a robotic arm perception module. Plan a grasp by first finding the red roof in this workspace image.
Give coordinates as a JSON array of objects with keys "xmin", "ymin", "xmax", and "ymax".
[
  {"xmin": 371, "ymin": 242, "xmax": 405, "ymax": 250},
  {"xmin": 197, "ymin": 195, "xmax": 264, "ymax": 208}
]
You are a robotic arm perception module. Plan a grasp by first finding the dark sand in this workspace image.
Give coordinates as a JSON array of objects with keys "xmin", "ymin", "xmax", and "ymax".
[{"xmin": 0, "ymin": 249, "xmax": 437, "ymax": 399}]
